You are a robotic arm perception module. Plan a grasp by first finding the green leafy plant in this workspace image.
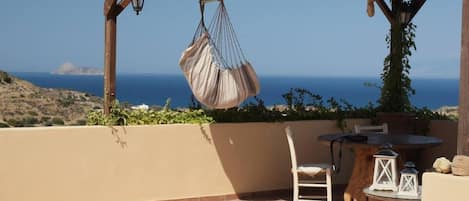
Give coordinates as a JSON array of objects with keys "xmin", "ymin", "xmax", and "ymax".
[
  {"xmin": 0, "ymin": 71, "xmax": 12, "ymax": 84},
  {"xmin": 6, "ymin": 119, "xmax": 24, "ymax": 127},
  {"xmin": 84, "ymin": 88, "xmax": 451, "ymax": 128},
  {"xmin": 86, "ymin": 99, "xmax": 214, "ymax": 126},
  {"xmin": 205, "ymin": 88, "xmax": 378, "ymax": 129},
  {"xmin": 58, "ymin": 94, "xmax": 76, "ymax": 107},
  {"xmin": 51, "ymin": 117, "xmax": 65, "ymax": 125},
  {"xmin": 0, "ymin": 122, "xmax": 9, "ymax": 128},
  {"xmin": 379, "ymin": 11, "xmax": 417, "ymax": 112}
]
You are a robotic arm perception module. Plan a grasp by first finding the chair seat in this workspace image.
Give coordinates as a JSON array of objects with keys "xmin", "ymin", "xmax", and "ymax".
[{"xmin": 297, "ymin": 163, "xmax": 331, "ymax": 177}]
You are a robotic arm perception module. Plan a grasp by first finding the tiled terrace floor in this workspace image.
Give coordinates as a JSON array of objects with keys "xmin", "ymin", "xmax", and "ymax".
[{"xmin": 232, "ymin": 185, "xmax": 347, "ymax": 201}]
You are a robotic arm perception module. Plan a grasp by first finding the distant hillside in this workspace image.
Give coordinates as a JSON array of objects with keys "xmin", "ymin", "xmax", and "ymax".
[
  {"xmin": 52, "ymin": 62, "xmax": 103, "ymax": 75},
  {"xmin": 0, "ymin": 70, "xmax": 103, "ymax": 127}
]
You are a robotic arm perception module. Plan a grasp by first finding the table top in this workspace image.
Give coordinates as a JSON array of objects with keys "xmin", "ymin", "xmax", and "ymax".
[
  {"xmin": 318, "ymin": 133, "xmax": 442, "ymax": 149},
  {"xmin": 363, "ymin": 187, "xmax": 421, "ymax": 201}
]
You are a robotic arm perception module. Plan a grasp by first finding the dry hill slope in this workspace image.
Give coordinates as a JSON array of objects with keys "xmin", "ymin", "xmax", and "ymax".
[{"xmin": 0, "ymin": 70, "xmax": 102, "ymax": 127}]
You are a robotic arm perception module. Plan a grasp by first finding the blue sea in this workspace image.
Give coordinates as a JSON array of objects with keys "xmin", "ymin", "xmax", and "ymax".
[{"xmin": 10, "ymin": 72, "xmax": 459, "ymax": 109}]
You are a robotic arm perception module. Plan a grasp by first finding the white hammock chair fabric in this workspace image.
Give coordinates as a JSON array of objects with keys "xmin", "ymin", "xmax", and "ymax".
[{"xmin": 179, "ymin": 0, "xmax": 260, "ymax": 109}]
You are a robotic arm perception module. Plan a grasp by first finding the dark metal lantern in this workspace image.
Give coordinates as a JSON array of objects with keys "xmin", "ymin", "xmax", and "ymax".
[
  {"xmin": 131, "ymin": 0, "xmax": 144, "ymax": 15},
  {"xmin": 400, "ymin": 1, "xmax": 413, "ymax": 25}
]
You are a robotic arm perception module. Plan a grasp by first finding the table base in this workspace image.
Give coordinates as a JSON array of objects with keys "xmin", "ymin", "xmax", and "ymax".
[{"xmin": 344, "ymin": 147, "xmax": 377, "ymax": 201}]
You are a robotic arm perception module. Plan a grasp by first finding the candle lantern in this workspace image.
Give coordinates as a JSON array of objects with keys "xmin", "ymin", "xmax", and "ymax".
[
  {"xmin": 369, "ymin": 144, "xmax": 399, "ymax": 191},
  {"xmin": 131, "ymin": 0, "xmax": 144, "ymax": 15},
  {"xmin": 397, "ymin": 161, "xmax": 419, "ymax": 197}
]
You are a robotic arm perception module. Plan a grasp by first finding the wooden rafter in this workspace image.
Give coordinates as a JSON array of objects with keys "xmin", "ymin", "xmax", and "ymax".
[
  {"xmin": 104, "ymin": 0, "xmax": 131, "ymax": 17},
  {"xmin": 115, "ymin": 0, "xmax": 132, "ymax": 16},
  {"xmin": 375, "ymin": 0, "xmax": 395, "ymax": 24},
  {"xmin": 104, "ymin": 0, "xmax": 116, "ymax": 17},
  {"xmin": 409, "ymin": 0, "xmax": 427, "ymax": 22}
]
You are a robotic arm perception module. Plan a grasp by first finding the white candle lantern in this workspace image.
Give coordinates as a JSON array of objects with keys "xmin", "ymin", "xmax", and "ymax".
[
  {"xmin": 369, "ymin": 144, "xmax": 399, "ymax": 192},
  {"xmin": 398, "ymin": 161, "xmax": 419, "ymax": 197}
]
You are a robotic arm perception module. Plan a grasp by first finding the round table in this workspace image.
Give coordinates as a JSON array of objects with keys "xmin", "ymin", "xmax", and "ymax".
[
  {"xmin": 318, "ymin": 133, "xmax": 442, "ymax": 201},
  {"xmin": 363, "ymin": 187, "xmax": 421, "ymax": 201}
]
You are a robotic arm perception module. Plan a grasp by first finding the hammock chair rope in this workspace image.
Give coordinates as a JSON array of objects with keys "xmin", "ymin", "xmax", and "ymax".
[{"xmin": 179, "ymin": 0, "xmax": 260, "ymax": 109}]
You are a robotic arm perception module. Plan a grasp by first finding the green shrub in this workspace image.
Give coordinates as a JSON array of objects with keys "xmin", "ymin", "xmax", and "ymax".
[
  {"xmin": 3, "ymin": 76, "xmax": 11, "ymax": 84},
  {"xmin": 87, "ymin": 100, "xmax": 214, "ymax": 126},
  {"xmin": 42, "ymin": 121, "xmax": 53, "ymax": 127},
  {"xmin": 0, "ymin": 71, "xmax": 12, "ymax": 84},
  {"xmin": 51, "ymin": 117, "xmax": 65, "ymax": 125},
  {"xmin": 58, "ymin": 95, "xmax": 76, "ymax": 107},
  {"xmin": 27, "ymin": 111, "xmax": 39, "ymax": 116},
  {"xmin": 40, "ymin": 116, "xmax": 51, "ymax": 123},
  {"xmin": 75, "ymin": 119, "xmax": 87, "ymax": 125},
  {"xmin": 23, "ymin": 116, "xmax": 39, "ymax": 125},
  {"xmin": 6, "ymin": 119, "xmax": 24, "ymax": 127},
  {"xmin": 86, "ymin": 89, "xmax": 450, "ymax": 127},
  {"xmin": 0, "ymin": 122, "xmax": 10, "ymax": 128}
]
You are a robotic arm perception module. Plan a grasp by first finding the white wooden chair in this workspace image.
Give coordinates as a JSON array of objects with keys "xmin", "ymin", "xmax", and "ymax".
[
  {"xmin": 354, "ymin": 123, "xmax": 389, "ymax": 134},
  {"xmin": 285, "ymin": 126, "xmax": 332, "ymax": 201}
]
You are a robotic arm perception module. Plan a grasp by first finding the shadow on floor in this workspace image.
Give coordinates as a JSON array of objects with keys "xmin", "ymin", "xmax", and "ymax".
[{"xmin": 233, "ymin": 184, "xmax": 346, "ymax": 201}]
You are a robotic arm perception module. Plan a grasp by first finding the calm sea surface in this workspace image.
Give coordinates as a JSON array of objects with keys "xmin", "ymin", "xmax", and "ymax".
[{"xmin": 11, "ymin": 72, "xmax": 459, "ymax": 109}]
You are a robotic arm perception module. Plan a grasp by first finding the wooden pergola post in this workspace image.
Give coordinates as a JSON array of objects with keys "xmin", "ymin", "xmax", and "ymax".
[
  {"xmin": 103, "ymin": 0, "xmax": 131, "ymax": 115},
  {"xmin": 372, "ymin": 0, "xmax": 426, "ymax": 112},
  {"xmin": 459, "ymin": 0, "xmax": 469, "ymax": 155}
]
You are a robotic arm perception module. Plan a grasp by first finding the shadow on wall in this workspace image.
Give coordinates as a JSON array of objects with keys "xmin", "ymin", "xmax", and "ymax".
[
  {"xmin": 209, "ymin": 122, "xmax": 291, "ymax": 194},
  {"xmin": 208, "ymin": 120, "xmax": 358, "ymax": 195},
  {"xmin": 419, "ymin": 120, "xmax": 458, "ymax": 170}
]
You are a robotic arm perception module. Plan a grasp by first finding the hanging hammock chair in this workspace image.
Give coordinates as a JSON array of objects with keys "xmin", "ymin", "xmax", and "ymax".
[{"xmin": 179, "ymin": 0, "xmax": 260, "ymax": 109}]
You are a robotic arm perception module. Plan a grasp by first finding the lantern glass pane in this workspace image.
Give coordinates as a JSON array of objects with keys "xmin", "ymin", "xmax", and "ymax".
[
  {"xmin": 377, "ymin": 159, "xmax": 392, "ymax": 184},
  {"xmin": 131, "ymin": 0, "xmax": 144, "ymax": 13}
]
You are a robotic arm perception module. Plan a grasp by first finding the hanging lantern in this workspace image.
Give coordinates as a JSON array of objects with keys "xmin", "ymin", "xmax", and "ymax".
[
  {"xmin": 397, "ymin": 161, "xmax": 419, "ymax": 197},
  {"xmin": 131, "ymin": 0, "xmax": 144, "ymax": 15},
  {"xmin": 400, "ymin": 1, "xmax": 413, "ymax": 25},
  {"xmin": 369, "ymin": 144, "xmax": 399, "ymax": 192}
]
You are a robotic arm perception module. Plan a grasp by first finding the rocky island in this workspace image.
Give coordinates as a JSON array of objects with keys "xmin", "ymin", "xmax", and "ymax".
[{"xmin": 52, "ymin": 62, "xmax": 103, "ymax": 75}]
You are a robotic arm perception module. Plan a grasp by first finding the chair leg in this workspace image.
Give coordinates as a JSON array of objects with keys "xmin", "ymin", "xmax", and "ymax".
[
  {"xmin": 293, "ymin": 171, "xmax": 299, "ymax": 201},
  {"xmin": 326, "ymin": 168, "xmax": 332, "ymax": 201}
]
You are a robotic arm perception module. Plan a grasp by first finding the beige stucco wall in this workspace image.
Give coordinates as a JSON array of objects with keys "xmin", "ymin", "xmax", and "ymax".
[
  {"xmin": 0, "ymin": 120, "xmax": 364, "ymax": 201},
  {"xmin": 420, "ymin": 120, "xmax": 458, "ymax": 170},
  {"xmin": 0, "ymin": 119, "xmax": 456, "ymax": 201},
  {"xmin": 422, "ymin": 172, "xmax": 469, "ymax": 201}
]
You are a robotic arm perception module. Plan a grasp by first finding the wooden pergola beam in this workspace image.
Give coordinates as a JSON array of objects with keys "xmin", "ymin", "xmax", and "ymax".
[
  {"xmin": 104, "ymin": 0, "xmax": 115, "ymax": 17},
  {"xmin": 409, "ymin": 0, "xmax": 427, "ymax": 23},
  {"xmin": 104, "ymin": 0, "xmax": 131, "ymax": 17},
  {"xmin": 116, "ymin": 0, "xmax": 132, "ymax": 16},
  {"xmin": 375, "ymin": 0, "xmax": 395, "ymax": 24},
  {"xmin": 373, "ymin": 0, "xmax": 427, "ymax": 25}
]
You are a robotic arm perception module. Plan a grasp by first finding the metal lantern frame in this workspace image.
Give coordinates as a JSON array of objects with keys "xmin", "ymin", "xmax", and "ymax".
[
  {"xmin": 131, "ymin": 0, "xmax": 144, "ymax": 15},
  {"xmin": 369, "ymin": 144, "xmax": 399, "ymax": 192},
  {"xmin": 397, "ymin": 161, "xmax": 419, "ymax": 197},
  {"xmin": 400, "ymin": 1, "xmax": 413, "ymax": 25}
]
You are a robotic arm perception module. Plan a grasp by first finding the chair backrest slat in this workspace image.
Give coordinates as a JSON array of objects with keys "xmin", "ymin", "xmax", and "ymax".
[
  {"xmin": 354, "ymin": 123, "xmax": 388, "ymax": 134},
  {"xmin": 285, "ymin": 126, "xmax": 298, "ymax": 170}
]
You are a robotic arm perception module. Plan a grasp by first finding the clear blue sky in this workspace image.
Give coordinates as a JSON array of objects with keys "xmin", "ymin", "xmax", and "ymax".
[{"xmin": 0, "ymin": 0, "xmax": 462, "ymax": 78}]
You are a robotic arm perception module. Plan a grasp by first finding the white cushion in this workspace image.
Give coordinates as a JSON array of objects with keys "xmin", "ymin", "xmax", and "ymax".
[{"xmin": 297, "ymin": 163, "xmax": 330, "ymax": 177}]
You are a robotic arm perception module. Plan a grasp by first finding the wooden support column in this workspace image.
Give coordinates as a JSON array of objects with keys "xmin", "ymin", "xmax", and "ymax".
[
  {"xmin": 104, "ymin": 13, "xmax": 117, "ymax": 115},
  {"xmin": 103, "ymin": 0, "xmax": 132, "ymax": 115},
  {"xmin": 459, "ymin": 0, "xmax": 469, "ymax": 155},
  {"xmin": 389, "ymin": 0, "xmax": 404, "ymax": 108},
  {"xmin": 104, "ymin": 0, "xmax": 117, "ymax": 115}
]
